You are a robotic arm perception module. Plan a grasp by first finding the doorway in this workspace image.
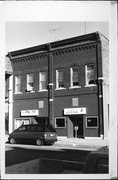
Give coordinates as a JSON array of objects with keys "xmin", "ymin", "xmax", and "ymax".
[{"xmin": 70, "ymin": 115, "xmax": 84, "ymax": 138}]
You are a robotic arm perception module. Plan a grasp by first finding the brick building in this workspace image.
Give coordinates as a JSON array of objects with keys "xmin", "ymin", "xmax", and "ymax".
[{"xmin": 6, "ymin": 32, "xmax": 109, "ymax": 138}]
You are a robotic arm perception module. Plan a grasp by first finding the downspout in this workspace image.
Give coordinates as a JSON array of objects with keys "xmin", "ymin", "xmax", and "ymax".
[
  {"xmin": 46, "ymin": 44, "xmax": 54, "ymax": 126},
  {"xmin": 96, "ymin": 42, "xmax": 104, "ymax": 138}
]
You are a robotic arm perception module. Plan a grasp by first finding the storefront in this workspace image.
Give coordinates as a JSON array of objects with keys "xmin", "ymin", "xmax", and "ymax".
[
  {"xmin": 63, "ymin": 107, "xmax": 98, "ymax": 138},
  {"xmin": 64, "ymin": 108, "xmax": 86, "ymax": 138}
]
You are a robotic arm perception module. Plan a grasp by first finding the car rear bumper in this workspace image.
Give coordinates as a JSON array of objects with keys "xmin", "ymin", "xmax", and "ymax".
[{"xmin": 44, "ymin": 138, "xmax": 57, "ymax": 143}]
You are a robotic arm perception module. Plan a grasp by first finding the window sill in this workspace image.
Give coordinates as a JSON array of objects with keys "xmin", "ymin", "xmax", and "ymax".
[
  {"xmin": 69, "ymin": 86, "xmax": 81, "ymax": 89},
  {"xmin": 55, "ymin": 88, "xmax": 66, "ymax": 90},
  {"xmin": 85, "ymin": 84, "xmax": 97, "ymax": 87},
  {"xmin": 25, "ymin": 91, "xmax": 35, "ymax": 93},
  {"xmin": 14, "ymin": 92, "xmax": 23, "ymax": 94},
  {"xmin": 38, "ymin": 90, "xmax": 48, "ymax": 92}
]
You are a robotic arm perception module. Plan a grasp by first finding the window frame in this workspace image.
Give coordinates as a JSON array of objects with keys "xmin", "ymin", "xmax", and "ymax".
[
  {"xmin": 14, "ymin": 118, "xmax": 31, "ymax": 130},
  {"xmin": 85, "ymin": 64, "xmax": 96, "ymax": 87},
  {"xmin": 39, "ymin": 71, "xmax": 48, "ymax": 91},
  {"xmin": 70, "ymin": 66, "xmax": 81, "ymax": 88},
  {"xmin": 86, "ymin": 116, "xmax": 98, "ymax": 128},
  {"xmin": 27, "ymin": 73, "xmax": 34, "ymax": 92},
  {"xmin": 56, "ymin": 69, "xmax": 65, "ymax": 90},
  {"xmin": 55, "ymin": 117, "xmax": 66, "ymax": 128},
  {"xmin": 15, "ymin": 75, "xmax": 22, "ymax": 94}
]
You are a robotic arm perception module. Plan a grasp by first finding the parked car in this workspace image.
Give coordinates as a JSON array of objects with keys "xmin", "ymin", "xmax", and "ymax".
[{"xmin": 8, "ymin": 124, "xmax": 57, "ymax": 146}]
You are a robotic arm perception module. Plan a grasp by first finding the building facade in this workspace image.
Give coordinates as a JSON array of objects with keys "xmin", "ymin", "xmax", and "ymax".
[{"xmin": 7, "ymin": 32, "xmax": 109, "ymax": 138}]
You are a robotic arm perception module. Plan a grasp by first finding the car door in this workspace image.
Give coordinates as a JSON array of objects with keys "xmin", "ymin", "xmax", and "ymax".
[
  {"xmin": 23, "ymin": 125, "xmax": 33, "ymax": 141},
  {"xmin": 14, "ymin": 126, "xmax": 26, "ymax": 141}
]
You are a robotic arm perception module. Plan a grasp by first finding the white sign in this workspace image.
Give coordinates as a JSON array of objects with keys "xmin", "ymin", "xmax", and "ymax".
[
  {"xmin": 64, "ymin": 108, "xmax": 86, "ymax": 115},
  {"xmin": 21, "ymin": 110, "xmax": 39, "ymax": 116}
]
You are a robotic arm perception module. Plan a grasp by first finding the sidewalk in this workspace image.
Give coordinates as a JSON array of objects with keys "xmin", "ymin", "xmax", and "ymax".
[{"xmin": 55, "ymin": 137, "xmax": 109, "ymax": 150}]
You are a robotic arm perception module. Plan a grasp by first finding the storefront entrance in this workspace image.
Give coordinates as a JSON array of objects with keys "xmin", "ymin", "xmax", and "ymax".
[{"xmin": 70, "ymin": 115, "xmax": 84, "ymax": 138}]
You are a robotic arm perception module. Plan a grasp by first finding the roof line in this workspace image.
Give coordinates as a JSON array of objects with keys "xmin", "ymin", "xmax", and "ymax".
[{"xmin": 7, "ymin": 31, "xmax": 108, "ymax": 58}]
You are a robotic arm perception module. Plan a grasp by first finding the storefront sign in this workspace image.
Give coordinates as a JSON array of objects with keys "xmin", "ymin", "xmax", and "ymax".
[
  {"xmin": 21, "ymin": 110, "xmax": 39, "ymax": 116},
  {"xmin": 64, "ymin": 108, "xmax": 86, "ymax": 115}
]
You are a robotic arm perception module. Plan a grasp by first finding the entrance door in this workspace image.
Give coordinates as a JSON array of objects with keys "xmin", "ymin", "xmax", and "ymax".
[{"xmin": 71, "ymin": 116, "xmax": 83, "ymax": 138}]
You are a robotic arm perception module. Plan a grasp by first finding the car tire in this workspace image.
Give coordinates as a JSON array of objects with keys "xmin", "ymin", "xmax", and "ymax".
[
  {"xmin": 36, "ymin": 138, "xmax": 43, "ymax": 146},
  {"xmin": 10, "ymin": 137, "xmax": 16, "ymax": 144}
]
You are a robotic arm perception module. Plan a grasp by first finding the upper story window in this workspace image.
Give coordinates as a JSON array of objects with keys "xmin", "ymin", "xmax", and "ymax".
[
  {"xmin": 56, "ymin": 69, "xmax": 64, "ymax": 89},
  {"xmin": 39, "ymin": 72, "xmax": 47, "ymax": 91},
  {"xmin": 85, "ymin": 64, "xmax": 96, "ymax": 86},
  {"xmin": 5, "ymin": 78, "xmax": 8, "ymax": 98},
  {"xmin": 27, "ymin": 73, "xmax": 34, "ymax": 92},
  {"xmin": 70, "ymin": 67, "xmax": 80, "ymax": 88},
  {"xmin": 15, "ymin": 75, "xmax": 21, "ymax": 93}
]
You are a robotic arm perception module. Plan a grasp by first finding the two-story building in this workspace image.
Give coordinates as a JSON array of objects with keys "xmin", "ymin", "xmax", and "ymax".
[{"xmin": 7, "ymin": 31, "xmax": 109, "ymax": 138}]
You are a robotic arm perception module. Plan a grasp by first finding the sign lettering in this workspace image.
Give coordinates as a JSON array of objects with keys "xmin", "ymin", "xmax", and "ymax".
[
  {"xmin": 64, "ymin": 108, "xmax": 86, "ymax": 115},
  {"xmin": 21, "ymin": 110, "xmax": 39, "ymax": 116}
]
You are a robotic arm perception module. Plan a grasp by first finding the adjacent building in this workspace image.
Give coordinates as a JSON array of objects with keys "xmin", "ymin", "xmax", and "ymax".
[
  {"xmin": 6, "ymin": 32, "xmax": 109, "ymax": 138},
  {"xmin": 5, "ymin": 56, "xmax": 13, "ymax": 134}
]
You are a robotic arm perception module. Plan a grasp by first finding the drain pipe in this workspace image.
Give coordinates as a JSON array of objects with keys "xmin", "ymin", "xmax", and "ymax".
[
  {"xmin": 96, "ymin": 42, "xmax": 104, "ymax": 138},
  {"xmin": 46, "ymin": 44, "xmax": 54, "ymax": 126}
]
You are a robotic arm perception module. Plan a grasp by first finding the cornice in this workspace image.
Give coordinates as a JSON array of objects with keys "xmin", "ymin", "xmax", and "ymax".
[
  {"xmin": 12, "ymin": 43, "xmax": 96, "ymax": 64},
  {"xmin": 12, "ymin": 53, "xmax": 48, "ymax": 64},
  {"xmin": 53, "ymin": 43, "xmax": 96, "ymax": 56}
]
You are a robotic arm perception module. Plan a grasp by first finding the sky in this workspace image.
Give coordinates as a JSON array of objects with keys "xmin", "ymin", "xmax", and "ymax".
[{"xmin": 5, "ymin": 21, "xmax": 109, "ymax": 54}]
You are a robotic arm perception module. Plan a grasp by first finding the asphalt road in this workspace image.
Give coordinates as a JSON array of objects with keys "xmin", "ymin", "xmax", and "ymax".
[{"xmin": 5, "ymin": 143, "xmax": 91, "ymax": 168}]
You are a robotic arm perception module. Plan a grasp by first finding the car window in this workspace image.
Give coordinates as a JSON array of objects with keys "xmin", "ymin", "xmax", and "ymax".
[
  {"xmin": 18, "ymin": 126, "xmax": 26, "ymax": 131},
  {"xmin": 25, "ymin": 126, "xmax": 37, "ymax": 132},
  {"xmin": 35, "ymin": 126, "xmax": 44, "ymax": 132},
  {"xmin": 31, "ymin": 126, "xmax": 36, "ymax": 132},
  {"xmin": 26, "ymin": 126, "xmax": 32, "ymax": 132}
]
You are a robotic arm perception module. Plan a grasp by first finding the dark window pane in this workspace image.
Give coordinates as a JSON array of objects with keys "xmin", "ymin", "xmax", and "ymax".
[
  {"xmin": 87, "ymin": 117, "xmax": 98, "ymax": 127},
  {"xmin": 35, "ymin": 126, "xmax": 44, "ymax": 132},
  {"xmin": 56, "ymin": 118, "xmax": 65, "ymax": 127},
  {"xmin": 72, "ymin": 67, "xmax": 79, "ymax": 86},
  {"xmin": 87, "ymin": 65, "xmax": 95, "ymax": 85}
]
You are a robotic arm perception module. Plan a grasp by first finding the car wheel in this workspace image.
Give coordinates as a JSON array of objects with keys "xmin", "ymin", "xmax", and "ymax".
[
  {"xmin": 36, "ymin": 138, "xmax": 43, "ymax": 146},
  {"xmin": 10, "ymin": 137, "xmax": 16, "ymax": 144}
]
